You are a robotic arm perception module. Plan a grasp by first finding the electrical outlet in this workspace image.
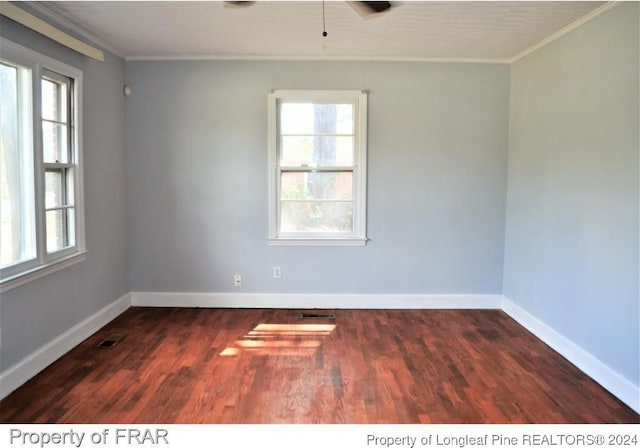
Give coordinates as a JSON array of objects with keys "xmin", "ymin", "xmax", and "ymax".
[
  {"xmin": 234, "ymin": 274, "xmax": 242, "ymax": 287},
  {"xmin": 273, "ymin": 266, "xmax": 281, "ymax": 279}
]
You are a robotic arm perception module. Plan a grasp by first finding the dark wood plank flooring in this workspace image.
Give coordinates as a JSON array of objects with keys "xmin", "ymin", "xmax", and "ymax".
[{"xmin": 1, "ymin": 308, "xmax": 637, "ymax": 423}]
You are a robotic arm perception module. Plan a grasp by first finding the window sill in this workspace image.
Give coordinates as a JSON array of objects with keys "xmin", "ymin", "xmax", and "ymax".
[
  {"xmin": 0, "ymin": 250, "xmax": 88, "ymax": 293},
  {"xmin": 268, "ymin": 238, "xmax": 368, "ymax": 247}
]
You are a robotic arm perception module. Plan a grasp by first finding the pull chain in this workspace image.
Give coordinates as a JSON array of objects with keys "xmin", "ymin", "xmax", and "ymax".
[{"xmin": 322, "ymin": 0, "xmax": 327, "ymax": 37}]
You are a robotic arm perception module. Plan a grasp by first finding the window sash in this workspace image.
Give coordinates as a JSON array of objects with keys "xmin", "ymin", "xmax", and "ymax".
[
  {"xmin": 0, "ymin": 60, "xmax": 36, "ymax": 273},
  {"xmin": 41, "ymin": 70, "xmax": 73, "ymax": 164},
  {"xmin": 44, "ymin": 165, "xmax": 75, "ymax": 253}
]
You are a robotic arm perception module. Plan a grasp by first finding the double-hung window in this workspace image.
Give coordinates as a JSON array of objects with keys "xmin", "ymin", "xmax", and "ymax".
[
  {"xmin": 268, "ymin": 90, "xmax": 368, "ymax": 246},
  {"xmin": 0, "ymin": 38, "xmax": 85, "ymax": 291},
  {"xmin": 42, "ymin": 70, "xmax": 77, "ymax": 253}
]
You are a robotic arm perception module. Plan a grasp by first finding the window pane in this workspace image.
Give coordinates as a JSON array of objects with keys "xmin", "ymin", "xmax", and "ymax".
[
  {"xmin": 45, "ymin": 170, "xmax": 64, "ymax": 208},
  {"xmin": 281, "ymin": 136, "xmax": 354, "ymax": 167},
  {"xmin": 0, "ymin": 62, "xmax": 35, "ymax": 268},
  {"xmin": 281, "ymin": 172, "xmax": 352, "ymax": 200},
  {"xmin": 66, "ymin": 207, "xmax": 75, "ymax": 247},
  {"xmin": 46, "ymin": 209, "xmax": 65, "ymax": 252},
  {"xmin": 41, "ymin": 78, "xmax": 57, "ymax": 121},
  {"xmin": 46, "ymin": 207, "xmax": 75, "ymax": 253},
  {"xmin": 281, "ymin": 103, "xmax": 353, "ymax": 135},
  {"xmin": 41, "ymin": 78, "xmax": 67, "ymax": 122},
  {"xmin": 42, "ymin": 121, "xmax": 68, "ymax": 163},
  {"xmin": 281, "ymin": 201, "xmax": 353, "ymax": 233},
  {"xmin": 65, "ymin": 168, "xmax": 74, "ymax": 205}
]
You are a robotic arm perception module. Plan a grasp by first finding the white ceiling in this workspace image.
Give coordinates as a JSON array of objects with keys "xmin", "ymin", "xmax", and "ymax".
[{"xmin": 32, "ymin": 1, "xmax": 607, "ymax": 62}]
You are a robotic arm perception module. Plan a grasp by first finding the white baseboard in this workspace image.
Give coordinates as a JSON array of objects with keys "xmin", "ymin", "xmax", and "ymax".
[
  {"xmin": 502, "ymin": 296, "xmax": 640, "ymax": 414},
  {"xmin": 130, "ymin": 291, "xmax": 503, "ymax": 309},
  {"xmin": 0, "ymin": 293, "xmax": 131, "ymax": 400}
]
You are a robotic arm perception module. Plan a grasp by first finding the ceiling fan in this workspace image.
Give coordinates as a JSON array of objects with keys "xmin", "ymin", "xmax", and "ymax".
[{"xmin": 224, "ymin": 1, "xmax": 393, "ymax": 19}]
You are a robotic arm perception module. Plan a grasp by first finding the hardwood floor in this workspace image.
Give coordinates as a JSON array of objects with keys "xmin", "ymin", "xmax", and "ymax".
[{"xmin": 0, "ymin": 308, "xmax": 637, "ymax": 423}]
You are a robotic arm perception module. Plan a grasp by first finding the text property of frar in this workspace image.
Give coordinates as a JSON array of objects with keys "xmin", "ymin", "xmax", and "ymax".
[{"xmin": 9, "ymin": 428, "xmax": 170, "ymax": 447}]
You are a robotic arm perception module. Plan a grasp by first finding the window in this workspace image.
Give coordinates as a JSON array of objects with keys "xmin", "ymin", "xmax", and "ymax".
[
  {"xmin": 42, "ymin": 71, "xmax": 77, "ymax": 253},
  {"xmin": 0, "ymin": 38, "xmax": 85, "ymax": 291},
  {"xmin": 268, "ymin": 90, "xmax": 368, "ymax": 246}
]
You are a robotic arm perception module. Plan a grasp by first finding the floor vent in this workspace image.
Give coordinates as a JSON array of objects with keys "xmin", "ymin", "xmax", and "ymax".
[
  {"xmin": 298, "ymin": 313, "xmax": 336, "ymax": 320},
  {"xmin": 97, "ymin": 333, "xmax": 126, "ymax": 348}
]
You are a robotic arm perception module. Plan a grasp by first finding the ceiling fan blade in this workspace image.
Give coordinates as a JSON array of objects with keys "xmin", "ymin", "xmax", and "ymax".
[
  {"xmin": 223, "ymin": 1, "xmax": 256, "ymax": 8},
  {"xmin": 361, "ymin": 1, "xmax": 392, "ymax": 14},
  {"xmin": 349, "ymin": 1, "xmax": 392, "ymax": 19}
]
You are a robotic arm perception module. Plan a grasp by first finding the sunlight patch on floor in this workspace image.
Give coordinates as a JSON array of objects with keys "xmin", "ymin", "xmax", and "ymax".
[{"xmin": 220, "ymin": 323, "xmax": 336, "ymax": 357}]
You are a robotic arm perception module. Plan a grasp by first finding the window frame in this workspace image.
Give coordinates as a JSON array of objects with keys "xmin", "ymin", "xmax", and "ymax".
[
  {"xmin": 267, "ymin": 90, "xmax": 368, "ymax": 246},
  {"xmin": 0, "ymin": 38, "xmax": 86, "ymax": 292}
]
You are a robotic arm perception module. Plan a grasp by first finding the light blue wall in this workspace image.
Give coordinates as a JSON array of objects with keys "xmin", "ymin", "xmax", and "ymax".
[
  {"xmin": 504, "ymin": 3, "xmax": 639, "ymax": 386},
  {"xmin": 125, "ymin": 61, "xmax": 510, "ymax": 294},
  {"xmin": 0, "ymin": 18, "xmax": 129, "ymax": 370}
]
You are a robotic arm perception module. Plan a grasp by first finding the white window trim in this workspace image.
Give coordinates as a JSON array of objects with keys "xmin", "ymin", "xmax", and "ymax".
[
  {"xmin": 0, "ymin": 38, "xmax": 86, "ymax": 292},
  {"xmin": 267, "ymin": 90, "xmax": 368, "ymax": 246}
]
